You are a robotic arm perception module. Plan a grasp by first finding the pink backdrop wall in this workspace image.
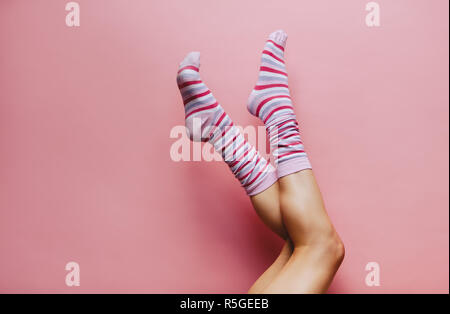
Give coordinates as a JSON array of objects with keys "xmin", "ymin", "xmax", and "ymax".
[{"xmin": 0, "ymin": 0, "xmax": 448, "ymax": 293}]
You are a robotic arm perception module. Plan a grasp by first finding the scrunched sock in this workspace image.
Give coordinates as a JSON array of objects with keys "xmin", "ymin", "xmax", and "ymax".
[{"xmin": 247, "ymin": 30, "xmax": 312, "ymax": 178}]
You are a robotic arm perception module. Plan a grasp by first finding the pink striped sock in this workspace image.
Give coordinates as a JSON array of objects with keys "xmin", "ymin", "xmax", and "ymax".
[
  {"xmin": 177, "ymin": 52, "xmax": 277, "ymax": 196},
  {"xmin": 247, "ymin": 30, "xmax": 312, "ymax": 178}
]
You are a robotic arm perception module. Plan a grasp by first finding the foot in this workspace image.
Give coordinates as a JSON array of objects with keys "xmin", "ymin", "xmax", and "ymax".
[
  {"xmin": 246, "ymin": 31, "xmax": 311, "ymax": 177},
  {"xmin": 177, "ymin": 52, "xmax": 223, "ymax": 142},
  {"xmin": 269, "ymin": 29, "xmax": 288, "ymax": 49},
  {"xmin": 247, "ymin": 30, "xmax": 290, "ymax": 121}
]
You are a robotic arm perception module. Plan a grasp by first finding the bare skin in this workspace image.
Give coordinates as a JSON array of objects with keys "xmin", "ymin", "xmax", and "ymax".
[
  {"xmin": 247, "ymin": 181, "xmax": 291, "ymax": 294},
  {"xmin": 249, "ymin": 180, "xmax": 286, "ymax": 239},
  {"xmin": 248, "ymin": 170, "xmax": 344, "ymax": 294},
  {"xmin": 247, "ymin": 240, "xmax": 293, "ymax": 293}
]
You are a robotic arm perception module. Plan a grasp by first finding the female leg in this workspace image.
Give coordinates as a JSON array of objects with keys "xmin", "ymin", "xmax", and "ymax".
[
  {"xmin": 247, "ymin": 30, "xmax": 344, "ymax": 293},
  {"xmin": 247, "ymin": 182, "xmax": 293, "ymax": 294},
  {"xmin": 263, "ymin": 171, "xmax": 344, "ymax": 293}
]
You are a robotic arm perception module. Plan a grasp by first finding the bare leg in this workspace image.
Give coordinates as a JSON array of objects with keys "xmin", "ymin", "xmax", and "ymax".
[
  {"xmin": 246, "ymin": 181, "xmax": 292, "ymax": 293},
  {"xmin": 262, "ymin": 170, "xmax": 345, "ymax": 293},
  {"xmin": 250, "ymin": 181, "xmax": 287, "ymax": 239},
  {"xmin": 248, "ymin": 240, "xmax": 293, "ymax": 293}
]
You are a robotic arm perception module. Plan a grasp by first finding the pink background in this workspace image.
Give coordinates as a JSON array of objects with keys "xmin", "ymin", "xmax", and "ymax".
[{"xmin": 0, "ymin": 0, "xmax": 448, "ymax": 293}]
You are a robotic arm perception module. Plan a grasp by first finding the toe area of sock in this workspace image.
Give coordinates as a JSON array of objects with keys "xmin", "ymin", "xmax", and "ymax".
[
  {"xmin": 269, "ymin": 30, "xmax": 288, "ymax": 47},
  {"xmin": 179, "ymin": 51, "xmax": 201, "ymax": 69}
]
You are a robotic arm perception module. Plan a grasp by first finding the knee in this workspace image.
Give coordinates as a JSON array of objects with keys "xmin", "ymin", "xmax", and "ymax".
[
  {"xmin": 320, "ymin": 235, "xmax": 345, "ymax": 266},
  {"xmin": 330, "ymin": 237, "xmax": 345, "ymax": 265},
  {"xmin": 305, "ymin": 234, "xmax": 345, "ymax": 266}
]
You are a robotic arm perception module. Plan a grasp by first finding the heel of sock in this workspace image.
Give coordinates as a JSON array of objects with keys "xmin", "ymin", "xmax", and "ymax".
[
  {"xmin": 185, "ymin": 105, "xmax": 222, "ymax": 142},
  {"xmin": 246, "ymin": 89, "xmax": 259, "ymax": 117}
]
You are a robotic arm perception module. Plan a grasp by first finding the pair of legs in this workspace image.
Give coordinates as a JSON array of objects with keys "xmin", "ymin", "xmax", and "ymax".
[
  {"xmin": 249, "ymin": 171, "xmax": 344, "ymax": 293},
  {"xmin": 177, "ymin": 30, "xmax": 344, "ymax": 293}
]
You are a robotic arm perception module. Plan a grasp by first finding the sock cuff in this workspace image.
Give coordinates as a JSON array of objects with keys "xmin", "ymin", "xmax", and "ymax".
[
  {"xmin": 246, "ymin": 165, "xmax": 278, "ymax": 196},
  {"xmin": 276, "ymin": 156, "xmax": 312, "ymax": 178}
]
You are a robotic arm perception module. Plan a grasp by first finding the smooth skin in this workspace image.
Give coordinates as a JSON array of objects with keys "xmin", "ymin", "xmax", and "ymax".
[{"xmin": 247, "ymin": 170, "xmax": 345, "ymax": 294}]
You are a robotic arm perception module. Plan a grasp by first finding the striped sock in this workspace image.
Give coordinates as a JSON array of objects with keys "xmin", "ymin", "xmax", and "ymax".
[
  {"xmin": 177, "ymin": 52, "xmax": 277, "ymax": 196},
  {"xmin": 247, "ymin": 30, "xmax": 312, "ymax": 178}
]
